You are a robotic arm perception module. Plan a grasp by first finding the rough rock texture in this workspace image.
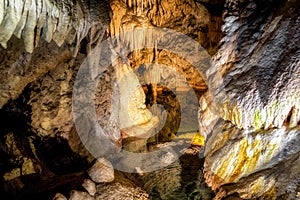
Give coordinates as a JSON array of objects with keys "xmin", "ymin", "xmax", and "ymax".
[
  {"xmin": 64, "ymin": 172, "xmax": 149, "ymax": 200},
  {"xmin": 0, "ymin": 0, "xmax": 114, "ymax": 198},
  {"xmin": 53, "ymin": 193, "xmax": 68, "ymax": 200},
  {"xmin": 69, "ymin": 190, "xmax": 94, "ymax": 200},
  {"xmin": 94, "ymin": 172, "xmax": 149, "ymax": 200},
  {"xmin": 2, "ymin": 0, "xmax": 299, "ymax": 199},
  {"xmin": 82, "ymin": 179, "xmax": 97, "ymax": 196},
  {"xmin": 200, "ymin": 0, "xmax": 300, "ymax": 199},
  {"xmin": 204, "ymin": 121, "xmax": 300, "ymax": 199},
  {"xmin": 87, "ymin": 158, "xmax": 114, "ymax": 183},
  {"xmin": 208, "ymin": 0, "xmax": 300, "ymax": 130},
  {"xmin": 0, "ymin": 38, "xmax": 72, "ymax": 110}
]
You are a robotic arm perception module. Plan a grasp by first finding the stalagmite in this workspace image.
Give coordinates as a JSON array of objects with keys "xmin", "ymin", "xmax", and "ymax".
[{"xmin": 116, "ymin": 60, "xmax": 158, "ymax": 137}]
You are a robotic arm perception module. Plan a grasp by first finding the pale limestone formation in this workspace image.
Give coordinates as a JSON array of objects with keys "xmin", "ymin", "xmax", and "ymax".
[
  {"xmin": 87, "ymin": 158, "xmax": 115, "ymax": 183},
  {"xmin": 82, "ymin": 179, "xmax": 97, "ymax": 196},
  {"xmin": 108, "ymin": 0, "xmax": 214, "ymax": 142},
  {"xmin": 116, "ymin": 62, "xmax": 158, "ymax": 137},
  {"xmin": 0, "ymin": 0, "xmax": 110, "ymax": 54}
]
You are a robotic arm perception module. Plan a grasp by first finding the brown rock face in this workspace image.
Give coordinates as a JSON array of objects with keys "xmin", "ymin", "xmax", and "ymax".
[
  {"xmin": 0, "ymin": 0, "xmax": 114, "ymax": 198},
  {"xmin": 94, "ymin": 172, "xmax": 149, "ymax": 200},
  {"xmin": 201, "ymin": 0, "xmax": 300, "ymax": 199},
  {"xmin": 209, "ymin": 0, "xmax": 300, "ymax": 130}
]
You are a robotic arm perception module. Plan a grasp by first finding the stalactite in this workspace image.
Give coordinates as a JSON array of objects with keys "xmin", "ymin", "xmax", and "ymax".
[
  {"xmin": 34, "ymin": 0, "xmax": 47, "ymax": 47},
  {"xmin": 42, "ymin": 0, "xmax": 55, "ymax": 43},
  {"xmin": 13, "ymin": 0, "xmax": 29, "ymax": 39},
  {"xmin": 109, "ymin": 17, "xmax": 114, "ymax": 37},
  {"xmin": 36, "ymin": 0, "xmax": 43, "ymax": 18},
  {"xmin": 0, "ymin": 0, "xmax": 23, "ymax": 48},
  {"xmin": 15, "ymin": 0, "xmax": 26, "ymax": 31},
  {"xmin": 289, "ymin": 107, "xmax": 300, "ymax": 128},
  {"xmin": 0, "ymin": 0, "xmax": 5, "ymax": 25},
  {"xmin": 53, "ymin": 5, "xmax": 71, "ymax": 47},
  {"xmin": 22, "ymin": 0, "xmax": 37, "ymax": 53},
  {"xmin": 51, "ymin": 4, "xmax": 59, "ymax": 35},
  {"xmin": 72, "ymin": 1, "xmax": 87, "ymax": 56},
  {"xmin": 0, "ymin": 0, "xmax": 110, "ymax": 55}
]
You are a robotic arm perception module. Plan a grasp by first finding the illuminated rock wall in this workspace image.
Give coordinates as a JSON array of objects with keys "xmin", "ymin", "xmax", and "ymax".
[{"xmin": 201, "ymin": 0, "xmax": 300, "ymax": 199}]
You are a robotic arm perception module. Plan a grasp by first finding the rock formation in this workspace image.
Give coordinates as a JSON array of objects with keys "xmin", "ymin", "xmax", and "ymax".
[
  {"xmin": 0, "ymin": 0, "xmax": 299, "ymax": 199},
  {"xmin": 200, "ymin": 0, "xmax": 300, "ymax": 199}
]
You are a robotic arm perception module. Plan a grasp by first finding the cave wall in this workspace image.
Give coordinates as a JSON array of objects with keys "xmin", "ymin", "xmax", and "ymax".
[
  {"xmin": 209, "ymin": 0, "xmax": 300, "ymax": 130},
  {"xmin": 0, "ymin": 0, "xmax": 299, "ymax": 199},
  {"xmin": 201, "ymin": 0, "xmax": 300, "ymax": 199},
  {"xmin": 0, "ymin": 0, "xmax": 114, "ymax": 198}
]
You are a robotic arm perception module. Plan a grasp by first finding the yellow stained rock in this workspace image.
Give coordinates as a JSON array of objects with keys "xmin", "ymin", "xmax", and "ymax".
[
  {"xmin": 191, "ymin": 133, "xmax": 205, "ymax": 146},
  {"xmin": 173, "ymin": 132, "xmax": 205, "ymax": 146}
]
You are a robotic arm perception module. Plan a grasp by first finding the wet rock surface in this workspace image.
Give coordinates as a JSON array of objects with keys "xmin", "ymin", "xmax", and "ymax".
[
  {"xmin": 125, "ymin": 146, "xmax": 214, "ymax": 200},
  {"xmin": 50, "ymin": 146, "xmax": 213, "ymax": 200}
]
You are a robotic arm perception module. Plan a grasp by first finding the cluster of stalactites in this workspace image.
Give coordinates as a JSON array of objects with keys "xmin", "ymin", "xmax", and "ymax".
[
  {"xmin": 125, "ymin": 0, "xmax": 161, "ymax": 14},
  {"xmin": 0, "ymin": 0, "xmax": 110, "ymax": 55}
]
